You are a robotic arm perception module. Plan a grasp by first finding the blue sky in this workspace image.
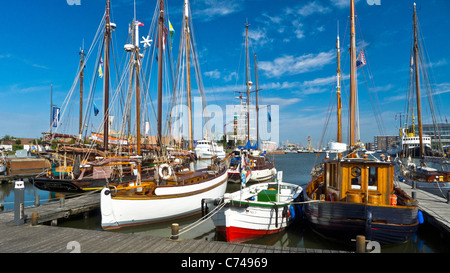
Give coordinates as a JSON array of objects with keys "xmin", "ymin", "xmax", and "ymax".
[{"xmin": 1, "ymin": 0, "xmax": 450, "ymax": 148}]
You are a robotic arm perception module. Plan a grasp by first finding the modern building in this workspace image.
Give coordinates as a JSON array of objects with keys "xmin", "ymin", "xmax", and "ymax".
[
  {"xmin": 408, "ymin": 123, "xmax": 450, "ymax": 148},
  {"xmin": 374, "ymin": 135, "xmax": 399, "ymax": 152}
]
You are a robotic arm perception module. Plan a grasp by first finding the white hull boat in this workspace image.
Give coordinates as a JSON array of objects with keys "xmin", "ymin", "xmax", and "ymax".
[
  {"xmin": 101, "ymin": 168, "xmax": 228, "ymax": 229},
  {"xmin": 208, "ymin": 174, "xmax": 302, "ymax": 242}
]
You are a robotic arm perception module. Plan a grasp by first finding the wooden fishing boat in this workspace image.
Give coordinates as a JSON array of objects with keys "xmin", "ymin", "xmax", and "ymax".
[
  {"xmin": 396, "ymin": 3, "xmax": 450, "ymax": 192},
  {"xmin": 209, "ymin": 172, "xmax": 302, "ymax": 243},
  {"xmin": 303, "ymin": 0, "xmax": 419, "ymax": 246}
]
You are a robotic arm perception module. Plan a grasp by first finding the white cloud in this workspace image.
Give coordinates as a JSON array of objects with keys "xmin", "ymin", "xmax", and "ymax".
[
  {"xmin": 262, "ymin": 97, "xmax": 301, "ymax": 107},
  {"xmin": 193, "ymin": 0, "xmax": 243, "ymax": 21},
  {"xmin": 296, "ymin": 1, "xmax": 331, "ymax": 16},
  {"xmin": 258, "ymin": 50, "xmax": 335, "ymax": 78},
  {"xmin": 204, "ymin": 69, "xmax": 221, "ymax": 79}
]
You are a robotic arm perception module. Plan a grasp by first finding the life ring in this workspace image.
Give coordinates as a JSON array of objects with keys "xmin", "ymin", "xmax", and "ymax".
[
  {"xmin": 159, "ymin": 163, "xmax": 172, "ymax": 180},
  {"xmin": 248, "ymin": 160, "xmax": 255, "ymax": 168}
]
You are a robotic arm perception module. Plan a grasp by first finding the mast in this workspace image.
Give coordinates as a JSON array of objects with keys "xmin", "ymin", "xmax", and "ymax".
[
  {"xmin": 413, "ymin": 3, "xmax": 424, "ymax": 159},
  {"xmin": 103, "ymin": 0, "xmax": 111, "ymax": 152},
  {"xmin": 349, "ymin": 0, "xmax": 357, "ymax": 149},
  {"xmin": 157, "ymin": 0, "xmax": 164, "ymax": 147},
  {"xmin": 245, "ymin": 23, "xmax": 250, "ymax": 143},
  {"xmin": 254, "ymin": 53, "xmax": 259, "ymax": 148},
  {"xmin": 185, "ymin": 0, "xmax": 193, "ymax": 151},
  {"xmin": 79, "ymin": 47, "xmax": 85, "ymax": 140},
  {"xmin": 336, "ymin": 24, "xmax": 342, "ymax": 144},
  {"xmin": 134, "ymin": 20, "xmax": 142, "ymax": 175}
]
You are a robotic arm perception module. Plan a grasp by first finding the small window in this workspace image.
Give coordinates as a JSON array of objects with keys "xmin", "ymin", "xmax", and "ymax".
[
  {"xmin": 351, "ymin": 167, "xmax": 361, "ymax": 189},
  {"xmin": 368, "ymin": 167, "xmax": 378, "ymax": 190}
]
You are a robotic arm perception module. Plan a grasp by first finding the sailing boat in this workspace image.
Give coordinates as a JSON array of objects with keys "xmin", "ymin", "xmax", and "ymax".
[
  {"xmin": 227, "ymin": 24, "xmax": 276, "ymax": 184},
  {"xmin": 32, "ymin": 0, "xmax": 145, "ymax": 193},
  {"xmin": 303, "ymin": 0, "xmax": 419, "ymax": 245},
  {"xmin": 397, "ymin": 3, "xmax": 450, "ymax": 191},
  {"xmin": 100, "ymin": 0, "xmax": 228, "ymax": 229}
]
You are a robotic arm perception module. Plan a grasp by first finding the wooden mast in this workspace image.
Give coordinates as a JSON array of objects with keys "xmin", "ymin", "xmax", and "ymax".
[
  {"xmin": 245, "ymin": 23, "xmax": 250, "ymax": 143},
  {"xmin": 254, "ymin": 53, "xmax": 259, "ymax": 148},
  {"xmin": 103, "ymin": 0, "xmax": 111, "ymax": 152},
  {"xmin": 349, "ymin": 0, "xmax": 357, "ymax": 149},
  {"xmin": 79, "ymin": 47, "xmax": 85, "ymax": 140},
  {"xmin": 157, "ymin": 0, "xmax": 164, "ymax": 147},
  {"xmin": 134, "ymin": 20, "xmax": 142, "ymax": 175},
  {"xmin": 413, "ymin": 2, "xmax": 424, "ymax": 159},
  {"xmin": 336, "ymin": 24, "xmax": 342, "ymax": 144},
  {"xmin": 185, "ymin": 0, "xmax": 193, "ymax": 151}
]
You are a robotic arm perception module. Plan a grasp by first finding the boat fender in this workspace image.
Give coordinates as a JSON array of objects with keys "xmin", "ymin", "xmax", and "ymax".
[
  {"xmin": 418, "ymin": 210, "xmax": 424, "ymax": 224},
  {"xmin": 159, "ymin": 163, "xmax": 172, "ymax": 180},
  {"xmin": 390, "ymin": 194, "xmax": 397, "ymax": 206},
  {"xmin": 289, "ymin": 205, "xmax": 296, "ymax": 221},
  {"xmin": 272, "ymin": 203, "xmax": 278, "ymax": 228}
]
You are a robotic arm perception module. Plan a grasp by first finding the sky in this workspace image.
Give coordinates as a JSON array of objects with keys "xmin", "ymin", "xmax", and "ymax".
[{"xmin": 1, "ymin": 0, "xmax": 450, "ymax": 148}]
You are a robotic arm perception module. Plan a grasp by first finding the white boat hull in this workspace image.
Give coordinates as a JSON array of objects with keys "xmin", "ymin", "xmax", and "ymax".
[
  {"xmin": 195, "ymin": 150, "xmax": 226, "ymax": 159},
  {"xmin": 248, "ymin": 167, "xmax": 277, "ymax": 182},
  {"xmin": 210, "ymin": 182, "xmax": 302, "ymax": 242},
  {"xmin": 101, "ymin": 170, "xmax": 228, "ymax": 229}
]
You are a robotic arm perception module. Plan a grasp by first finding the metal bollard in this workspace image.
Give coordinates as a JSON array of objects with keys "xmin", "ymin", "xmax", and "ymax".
[
  {"xmin": 412, "ymin": 191, "xmax": 416, "ymax": 201},
  {"xmin": 14, "ymin": 181, "xmax": 25, "ymax": 225},
  {"xmin": 170, "ymin": 223, "xmax": 180, "ymax": 240}
]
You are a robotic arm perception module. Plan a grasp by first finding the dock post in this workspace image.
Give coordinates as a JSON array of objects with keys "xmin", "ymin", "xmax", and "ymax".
[
  {"xmin": 170, "ymin": 223, "xmax": 180, "ymax": 240},
  {"xmin": 447, "ymin": 191, "xmax": 450, "ymax": 204},
  {"xmin": 32, "ymin": 213, "xmax": 39, "ymax": 226},
  {"xmin": 412, "ymin": 191, "xmax": 416, "ymax": 200},
  {"xmin": 14, "ymin": 181, "xmax": 25, "ymax": 226},
  {"xmin": 60, "ymin": 197, "xmax": 65, "ymax": 208},
  {"xmin": 356, "ymin": 235, "xmax": 366, "ymax": 253}
]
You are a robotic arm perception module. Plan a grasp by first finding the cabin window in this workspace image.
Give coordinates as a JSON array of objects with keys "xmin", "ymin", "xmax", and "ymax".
[
  {"xmin": 350, "ymin": 166, "xmax": 361, "ymax": 189},
  {"xmin": 368, "ymin": 167, "xmax": 378, "ymax": 190},
  {"xmin": 328, "ymin": 164, "xmax": 337, "ymax": 188}
]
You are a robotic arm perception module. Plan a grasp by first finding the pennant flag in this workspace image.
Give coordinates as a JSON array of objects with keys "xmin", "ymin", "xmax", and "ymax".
[
  {"xmin": 136, "ymin": 21, "xmax": 144, "ymax": 26},
  {"xmin": 410, "ymin": 55, "xmax": 414, "ymax": 72},
  {"xmin": 98, "ymin": 57, "xmax": 103, "ymax": 78},
  {"xmin": 356, "ymin": 50, "xmax": 366, "ymax": 69},
  {"xmin": 169, "ymin": 20, "xmax": 175, "ymax": 49},
  {"xmin": 93, "ymin": 103, "xmax": 99, "ymax": 116}
]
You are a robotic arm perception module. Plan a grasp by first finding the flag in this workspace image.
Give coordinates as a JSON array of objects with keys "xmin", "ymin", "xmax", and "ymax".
[
  {"xmin": 410, "ymin": 55, "xmax": 414, "ymax": 72},
  {"xmin": 94, "ymin": 103, "xmax": 99, "ymax": 116},
  {"xmin": 136, "ymin": 21, "xmax": 144, "ymax": 26},
  {"xmin": 98, "ymin": 57, "xmax": 103, "ymax": 78},
  {"xmin": 52, "ymin": 106, "xmax": 60, "ymax": 128},
  {"xmin": 356, "ymin": 50, "xmax": 366, "ymax": 69},
  {"xmin": 169, "ymin": 20, "xmax": 175, "ymax": 49},
  {"xmin": 268, "ymin": 112, "xmax": 272, "ymax": 122}
]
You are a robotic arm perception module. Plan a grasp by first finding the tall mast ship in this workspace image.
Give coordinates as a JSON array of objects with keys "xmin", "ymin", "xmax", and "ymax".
[
  {"xmin": 398, "ymin": 3, "xmax": 450, "ymax": 191},
  {"xmin": 100, "ymin": 0, "xmax": 228, "ymax": 229},
  {"xmin": 303, "ymin": 0, "xmax": 419, "ymax": 245}
]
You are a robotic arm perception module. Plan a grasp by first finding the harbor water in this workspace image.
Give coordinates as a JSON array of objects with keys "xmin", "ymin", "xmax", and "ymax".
[{"xmin": 2, "ymin": 153, "xmax": 450, "ymax": 253}]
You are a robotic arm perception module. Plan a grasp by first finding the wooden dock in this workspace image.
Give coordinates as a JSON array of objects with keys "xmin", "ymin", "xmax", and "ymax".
[{"xmin": 400, "ymin": 182, "xmax": 450, "ymax": 235}]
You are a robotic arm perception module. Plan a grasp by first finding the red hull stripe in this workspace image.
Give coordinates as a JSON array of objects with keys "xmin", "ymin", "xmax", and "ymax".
[{"xmin": 224, "ymin": 226, "xmax": 284, "ymax": 243}]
